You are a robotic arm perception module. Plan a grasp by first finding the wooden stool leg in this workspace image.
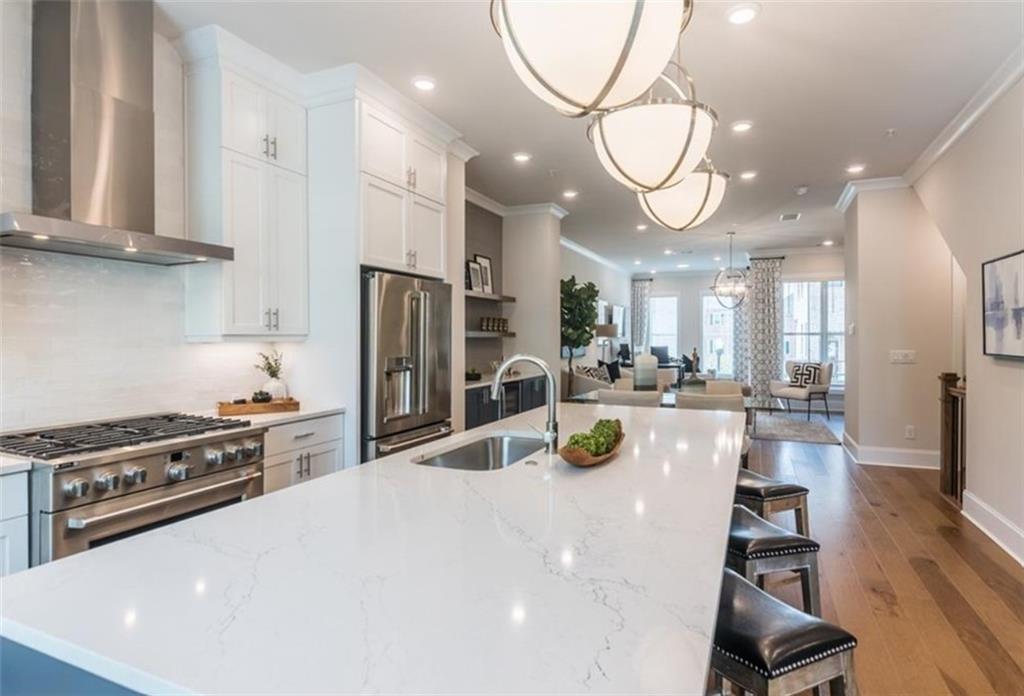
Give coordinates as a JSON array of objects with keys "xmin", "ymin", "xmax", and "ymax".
[
  {"xmin": 795, "ymin": 498, "xmax": 810, "ymax": 536},
  {"xmin": 801, "ymin": 556, "xmax": 822, "ymax": 616}
]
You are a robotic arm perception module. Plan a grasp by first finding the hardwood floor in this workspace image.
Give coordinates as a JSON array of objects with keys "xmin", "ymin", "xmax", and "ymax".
[{"xmin": 746, "ymin": 415, "xmax": 1024, "ymax": 696}]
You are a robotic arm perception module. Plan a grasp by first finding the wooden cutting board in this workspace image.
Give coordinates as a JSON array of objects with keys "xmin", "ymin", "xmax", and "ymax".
[{"xmin": 217, "ymin": 398, "xmax": 300, "ymax": 416}]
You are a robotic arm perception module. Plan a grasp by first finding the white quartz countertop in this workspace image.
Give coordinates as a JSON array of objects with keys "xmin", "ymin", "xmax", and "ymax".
[
  {"xmin": 0, "ymin": 403, "xmax": 744, "ymax": 695},
  {"xmin": 0, "ymin": 454, "xmax": 31, "ymax": 476},
  {"xmin": 205, "ymin": 405, "xmax": 345, "ymax": 428},
  {"xmin": 465, "ymin": 369, "xmax": 543, "ymax": 390}
]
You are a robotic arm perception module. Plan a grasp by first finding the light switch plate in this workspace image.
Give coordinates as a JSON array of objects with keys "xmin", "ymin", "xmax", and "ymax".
[
  {"xmin": 848, "ymin": 322, "xmax": 856, "ymax": 336},
  {"xmin": 890, "ymin": 349, "xmax": 917, "ymax": 364}
]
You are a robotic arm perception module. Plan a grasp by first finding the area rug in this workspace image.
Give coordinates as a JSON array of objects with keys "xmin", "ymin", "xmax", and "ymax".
[{"xmin": 751, "ymin": 414, "xmax": 841, "ymax": 445}]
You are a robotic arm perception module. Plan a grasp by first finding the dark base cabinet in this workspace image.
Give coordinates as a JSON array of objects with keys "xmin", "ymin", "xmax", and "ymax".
[{"xmin": 466, "ymin": 377, "xmax": 547, "ymax": 429}]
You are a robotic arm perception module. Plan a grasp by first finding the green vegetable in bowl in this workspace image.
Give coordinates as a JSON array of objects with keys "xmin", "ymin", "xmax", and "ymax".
[{"xmin": 565, "ymin": 419, "xmax": 622, "ymax": 456}]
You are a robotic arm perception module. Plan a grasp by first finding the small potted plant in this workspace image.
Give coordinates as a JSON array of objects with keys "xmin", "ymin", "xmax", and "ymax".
[{"xmin": 255, "ymin": 349, "xmax": 288, "ymax": 399}]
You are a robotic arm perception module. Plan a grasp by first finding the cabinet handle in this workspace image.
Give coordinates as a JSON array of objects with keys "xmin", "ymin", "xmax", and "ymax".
[
  {"xmin": 264, "ymin": 309, "xmax": 272, "ymax": 330},
  {"xmin": 412, "ymin": 250, "xmax": 417, "ymax": 268},
  {"xmin": 272, "ymin": 308, "xmax": 280, "ymax": 330},
  {"xmin": 262, "ymin": 134, "xmax": 270, "ymax": 157},
  {"xmin": 304, "ymin": 452, "xmax": 311, "ymax": 477},
  {"xmin": 295, "ymin": 454, "xmax": 304, "ymax": 478},
  {"xmin": 412, "ymin": 167, "xmax": 417, "ymax": 188},
  {"xmin": 293, "ymin": 431, "xmax": 317, "ymax": 440},
  {"xmin": 405, "ymin": 250, "xmax": 412, "ymax": 268},
  {"xmin": 270, "ymin": 137, "xmax": 278, "ymax": 160}
]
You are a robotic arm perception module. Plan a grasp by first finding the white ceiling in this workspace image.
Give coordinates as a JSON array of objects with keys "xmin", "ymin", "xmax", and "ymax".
[{"xmin": 156, "ymin": 0, "xmax": 1023, "ymax": 272}]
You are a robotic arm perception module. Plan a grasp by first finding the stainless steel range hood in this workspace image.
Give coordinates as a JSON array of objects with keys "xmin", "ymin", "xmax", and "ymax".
[{"xmin": 0, "ymin": 0, "xmax": 232, "ymax": 266}]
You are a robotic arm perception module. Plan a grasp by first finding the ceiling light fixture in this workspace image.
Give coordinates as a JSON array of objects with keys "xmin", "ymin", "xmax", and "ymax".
[
  {"xmin": 710, "ymin": 230, "xmax": 747, "ymax": 309},
  {"xmin": 412, "ymin": 76, "xmax": 436, "ymax": 91},
  {"xmin": 822, "ymin": 239, "xmax": 835, "ymax": 247},
  {"xmin": 676, "ymin": 263, "xmax": 689, "ymax": 269},
  {"xmin": 730, "ymin": 120, "xmax": 753, "ymax": 133},
  {"xmin": 634, "ymin": 259, "xmax": 642, "ymax": 265},
  {"xmin": 795, "ymin": 185, "xmax": 809, "ymax": 196},
  {"xmin": 664, "ymin": 249, "xmax": 673, "ymax": 255},
  {"xmin": 739, "ymin": 170, "xmax": 757, "ymax": 180},
  {"xmin": 713, "ymin": 255, "xmax": 721, "ymax": 261},
  {"xmin": 32, "ymin": 234, "xmax": 49, "ymax": 240},
  {"xmin": 636, "ymin": 224, "xmax": 648, "ymax": 231},
  {"xmin": 727, "ymin": 2, "xmax": 761, "ymax": 25},
  {"xmin": 562, "ymin": 189, "xmax": 578, "ymax": 199},
  {"xmin": 650, "ymin": 269, "xmax": 658, "ymax": 275},
  {"xmin": 512, "ymin": 152, "xmax": 532, "ymax": 163},
  {"xmin": 195, "ymin": 256, "xmax": 207, "ymax": 262},
  {"xmin": 491, "ymin": 0, "xmax": 694, "ymax": 117},
  {"xmin": 638, "ymin": 159, "xmax": 729, "ymax": 231},
  {"xmin": 590, "ymin": 64, "xmax": 717, "ymax": 192},
  {"xmin": 846, "ymin": 163, "xmax": 865, "ymax": 174},
  {"xmin": 124, "ymin": 247, "xmax": 138, "ymax": 253}
]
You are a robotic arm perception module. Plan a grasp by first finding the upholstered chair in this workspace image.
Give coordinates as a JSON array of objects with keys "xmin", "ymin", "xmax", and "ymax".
[
  {"xmin": 706, "ymin": 380, "xmax": 745, "ymax": 396},
  {"xmin": 597, "ymin": 389, "xmax": 662, "ymax": 407},
  {"xmin": 769, "ymin": 362, "xmax": 834, "ymax": 420}
]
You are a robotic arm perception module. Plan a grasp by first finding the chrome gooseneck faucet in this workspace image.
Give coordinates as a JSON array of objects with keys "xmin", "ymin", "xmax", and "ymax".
[{"xmin": 491, "ymin": 354, "xmax": 558, "ymax": 454}]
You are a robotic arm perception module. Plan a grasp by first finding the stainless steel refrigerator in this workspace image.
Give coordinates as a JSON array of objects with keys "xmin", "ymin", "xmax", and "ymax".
[{"xmin": 361, "ymin": 270, "xmax": 452, "ymax": 462}]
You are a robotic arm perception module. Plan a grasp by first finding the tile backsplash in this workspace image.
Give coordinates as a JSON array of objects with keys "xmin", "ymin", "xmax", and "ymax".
[{"xmin": 1, "ymin": 249, "xmax": 271, "ymax": 429}]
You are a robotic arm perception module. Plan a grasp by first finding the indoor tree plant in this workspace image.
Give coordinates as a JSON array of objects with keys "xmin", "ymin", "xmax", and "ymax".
[{"xmin": 561, "ymin": 275, "xmax": 599, "ymax": 397}]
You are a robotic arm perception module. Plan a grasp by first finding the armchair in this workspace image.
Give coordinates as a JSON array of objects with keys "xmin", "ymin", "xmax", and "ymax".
[{"xmin": 770, "ymin": 362, "xmax": 834, "ymax": 420}]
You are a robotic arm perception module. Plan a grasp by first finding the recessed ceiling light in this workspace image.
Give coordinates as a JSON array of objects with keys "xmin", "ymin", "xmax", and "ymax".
[
  {"xmin": 739, "ymin": 170, "xmax": 758, "ymax": 180},
  {"xmin": 562, "ymin": 190, "xmax": 578, "ymax": 199},
  {"xmin": 846, "ymin": 163, "xmax": 865, "ymax": 174},
  {"xmin": 822, "ymin": 239, "xmax": 835, "ymax": 247},
  {"xmin": 634, "ymin": 259, "xmax": 642, "ymax": 265},
  {"xmin": 713, "ymin": 255, "xmax": 722, "ymax": 261},
  {"xmin": 731, "ymin": 120, "xmax": 753, "ymax": 133},
  {"xmin": 650, "ymin": 269, "xmax": 657, "ymax": 275},
  {"xmin": 636, "ymin": 224, "xmax": 648, "ymax": 231},
  {"xmin": 663, "ymin": 249, "xmax": 673, "ymax": 255},
  {"xmin": 195, "ymin": 256, "xmax": 208, "ymax": 262},
  {"xmin": 513, "ymin": 152, "xmax": 532, "ymax": 163},
  {"xmin": 412, "ymin": 76, "xmax": 436, "ymax": 91},
  {"xmin": 124, "ymin": 246, "xmax": 138, "ymax": 253},
  {"xmin": 728, "ymin": 2, "xmax": 761, "ymax": 25},
  {"xmin": 779, "ymin": 212, "xmax": 801, "ymax": 222},
  {"xmin": 676, "ymin": 263, "xmax": 690, "ymax": 269},
  {"xmin": 795, "ymin": 185, "xmax": 809, "ymax": 196},
  {"xmin": 719, "ymin": 266, "xmax": 726, "ymax": 271},
  {"xmin": 31, "ymin": 234, "xmax": 49, "ymax": 240}
]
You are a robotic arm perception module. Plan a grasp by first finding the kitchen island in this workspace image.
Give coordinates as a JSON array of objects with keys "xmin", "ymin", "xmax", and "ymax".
[{"xmin": 0, "ymin": 403, "xmax": 745, "ymax": 695}]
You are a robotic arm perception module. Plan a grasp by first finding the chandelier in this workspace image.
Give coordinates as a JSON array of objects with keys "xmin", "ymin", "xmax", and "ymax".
[
  {"xmin": 490, "ymin": 0, "xmax": 693, "ymax": 118},
  {"xmin": 589, "ymin": 63, "xmax": 717, "ymax": 192},
  {"xmin": 638, "ymin": 159, "xmax": 729, "ymax": 231},
  {"xmin": 711, "ymin": 231, "xmax": 747, "ymax": 309}
]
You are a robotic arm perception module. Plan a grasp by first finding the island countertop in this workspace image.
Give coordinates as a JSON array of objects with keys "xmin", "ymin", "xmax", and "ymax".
[{"xmin": 0, "ymin": 403, "xmax": 745, "ymax": 695}]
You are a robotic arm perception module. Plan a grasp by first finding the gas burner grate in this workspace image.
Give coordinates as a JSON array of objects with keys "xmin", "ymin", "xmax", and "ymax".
[{"xmin": 0, "ymin": 413, "xmax": 251, "ymax": 460}]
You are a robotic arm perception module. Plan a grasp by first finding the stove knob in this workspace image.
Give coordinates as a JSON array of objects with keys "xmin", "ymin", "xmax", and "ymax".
[
  {"xmin": 94, "ymin": 472, "xmax": 121, "ymax": 492},
  {"xmin": 124, "ymin": 467, "xmax": 148, "ymax": 485},
  {"xmin": 168, "ymin": 463, "xmax": 193, "ymax": 481},
  {"xmin": 224, "ymin": 444, "xmax": 243, "ymax": 461},
  {"xmin": 62, "ymin": 478, "xmax": 90, "ymax": 498},
  {"xmin": 242, "ymin": 441, "xmax": 262, "ymax": 458},
  {"xmin": 205, "ymin": 448, "xmax": 225, "ymax": 466}
]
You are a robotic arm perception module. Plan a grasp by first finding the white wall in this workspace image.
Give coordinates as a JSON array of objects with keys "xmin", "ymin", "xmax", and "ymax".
[
  {"xmin": 446, "ymin": 154, "xmax": 467, "ymax": 431},
  {"xmin": 0, "ymin": 3, "xmax": 271, "ymax": 430},
  {"xmin": 559, "ymin": 242, "xmax": 631, "ymax": 366},
  {"xmin": 913, "ymin": 77, "xmax": 1024, "ymax": 563}
]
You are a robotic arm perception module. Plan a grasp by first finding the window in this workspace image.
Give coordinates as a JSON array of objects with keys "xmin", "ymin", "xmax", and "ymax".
[
  {"xmin": 783, "ymin": 280, "xmax": 845, "ymax": 385},
  {"xmin": 701, "ymin": 294, "xmax": 734, "ymax": 376},
  {"xmin": 649, "ymin": 296, "xmax": 678, "ymax": 356}
]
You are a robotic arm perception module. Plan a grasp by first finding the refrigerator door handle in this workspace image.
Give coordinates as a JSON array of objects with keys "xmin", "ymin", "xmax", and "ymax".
[{"xmin": 418, "ymin": 290, "xmax": 430, "ymax": 416}]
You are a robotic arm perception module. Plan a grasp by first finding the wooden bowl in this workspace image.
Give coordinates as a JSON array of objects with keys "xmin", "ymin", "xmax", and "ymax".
[{"xmin": 558, "ymin": 425, "xmax": 625, "ymax": 468}]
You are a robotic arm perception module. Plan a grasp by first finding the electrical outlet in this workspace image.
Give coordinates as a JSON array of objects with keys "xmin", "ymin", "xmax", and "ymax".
[
  {"xmin": 905, "ymin": 425, "xmax": 916, "ymax": 440},
  {"xmin": 890, "ymin": 349, "xmax": 917, "ymax": 364}
]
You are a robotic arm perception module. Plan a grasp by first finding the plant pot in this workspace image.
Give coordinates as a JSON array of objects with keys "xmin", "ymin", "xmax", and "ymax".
[{"xmin": 261, "ymin": 378, "xmax": 288, "ymax": 400}]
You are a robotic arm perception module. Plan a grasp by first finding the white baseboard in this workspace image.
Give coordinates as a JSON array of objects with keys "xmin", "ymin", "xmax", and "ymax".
[
  {"xmin": 842, "ymin": 432, "xmax": 939, "ymax": 469},
  {"xmin": 962, "ymin": 491, "xmax": 1024, "ymax": 567}
]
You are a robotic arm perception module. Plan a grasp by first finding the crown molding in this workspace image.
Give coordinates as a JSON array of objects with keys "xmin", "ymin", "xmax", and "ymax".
[
  {"xmin": 747, "ymin": 245, "xmax": 843, "ymax": 257},
  {"xmin": 465, "ymin": 188, "xmax": 508, "ymax": 216},
  {"xmin": 503, "ymin": 203, "xmax": 570, "ymax": 219},
  {"xmin": 449, "ymin": 139, "xmax": 479, "ymax": 162},
  {"xmin": 904, "ymin": 43, "xmax": 1024, "ymax": 184},
  {"xmin": 559, "ymin": 237, "xmax": 624, "ymax": 273},
  {"xmin": 835, "ymin": 177, "xmax": 909, "ymax": 214}
]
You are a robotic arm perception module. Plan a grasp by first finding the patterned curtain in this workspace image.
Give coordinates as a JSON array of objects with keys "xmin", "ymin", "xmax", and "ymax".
[
  {"xmin": 631, "ymin": 278, "xmax": 653, "ymax": 351},
  {"xmin": 733, "ymin": 296, "xmax": 750, "ymax": 384},
  {"xmin": 746, "ymin": 258, "xmax": 784, "ymax": 406}
]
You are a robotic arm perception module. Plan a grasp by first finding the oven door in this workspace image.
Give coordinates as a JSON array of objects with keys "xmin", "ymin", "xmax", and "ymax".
[{"xmin": 39, "ymin": 466, "xmax": 262, "ymax": 563}]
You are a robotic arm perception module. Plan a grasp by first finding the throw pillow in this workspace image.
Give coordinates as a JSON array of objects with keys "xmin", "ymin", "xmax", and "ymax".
[
  {"xmin": 598, "ymin": 359, "xmax": 621, "ymax": 382},
  {"xmin": 790, "ymin": 362, "xmax": 822, "ymax": 387},
  {"xmin": 575, "ymin": 364, "xmax": 611, "ymax": 384}
]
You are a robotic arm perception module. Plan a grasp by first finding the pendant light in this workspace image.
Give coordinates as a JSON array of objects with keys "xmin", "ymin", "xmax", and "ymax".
[
  {"xmin": 638, "ymin": 159, "xmax": 729, "ymax": 231},
  {"xmin": 490, "ymin": 0, "xmax": 693, "ymax": 118},
  {"xmin": 590, "ymin": 61, "xmax": 717, "ymax": 192},
  {"xmin": 711, "ymin": 231, "xmax": 747, "ymax": 309}
]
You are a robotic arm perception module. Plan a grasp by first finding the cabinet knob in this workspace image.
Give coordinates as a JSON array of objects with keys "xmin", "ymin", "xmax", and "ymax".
[
  {"xmin": 63, "ymin": 478, "xmax": 90, "ymax": 498},
  {"xmin": 124, "ymin": 467, "xmax": 148, "ymax": 485},
  {"xmin": 94, "ymin": 472, "xmax": 120, "ymax": 492},
  {"xmin": 168, "ymin": 463, "xmax": 193, "ymax": 482}
]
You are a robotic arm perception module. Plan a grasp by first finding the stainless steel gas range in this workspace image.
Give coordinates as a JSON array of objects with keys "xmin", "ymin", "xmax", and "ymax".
[{"xmin": 0, "ymin": 414, "xmax": 266, "ymax": 565}]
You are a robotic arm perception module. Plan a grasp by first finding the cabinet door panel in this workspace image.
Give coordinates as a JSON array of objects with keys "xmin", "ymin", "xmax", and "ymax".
[
  {"xmin": 361, "ymin": 175, "xmax": 409, "ymax": 271},
  {"xmin": 0, "ymin": 516, "xmax": 28, "ymax": 577},
  {"xmin": 408, "ymin": 194, "xmax": 445, "ymax": 279},
  {"xmin": 360, "ymin": 103, "xmax": 407, "ymax": 187},
  {"xmin": 222, "ymin": 71, "xmax": 267, "ymax": 161},
  {"xmin": 222, "ymin": 151, "xmax": 271, "ymax": 334},
  {"xmin": 408, "ymin": 132, "xmax": 447, "ymax": 204},
  {"xmin": 267, "ymin": 167, "xmax": 308, "ymax": 335},
  {"xmin": 263, "ymin": 451, "xmax": 303, "ymax": 494},
  {"xmin": 269, "ymin": 93, "xmax": 307, "ymax": 174},
  {"xmin": 305, "ymin": 440, "xmax": 342, "ymax": 480}
]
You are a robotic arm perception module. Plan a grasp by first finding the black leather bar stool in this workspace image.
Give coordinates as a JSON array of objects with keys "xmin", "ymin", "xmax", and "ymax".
[
  {"xmin": 711, "ymin": 569, "xmax": 858, "ymax": 696},
  {"xmin": 727, "ymin": 505, "xmax": 822, "ymax": 616},
  {"xmin": 734, "ymin": 469, "xmax": 811, "ymax": 536}
]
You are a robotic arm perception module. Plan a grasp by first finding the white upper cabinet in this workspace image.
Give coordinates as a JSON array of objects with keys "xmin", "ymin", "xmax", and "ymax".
[
  {"xmin": 221, "ymin": 150, "xmax": 272, "ymax": 335},
  {"xmin": 360, "ymin": 104, "xmax": 407, "ymax": 186},
  {"xmin": 361, "ymin": 175, "xmax": 409, "ymax": 271},
  {"xmin": 268, "ymin": 93, "xmax": 307, "ymax": 175},
  {"xmin": 408, "ymin": 194, "xmax": 446, "ymax": 278},
  {"xmin": 218, "ymin": 69, "xmax": 306, "ymax": 174},
  {"xmin": 267, "ymin": 165, "xmax": 309, "ymax": 335},
  {"xmin": 407, "ymin": 132, "xmax": 447, "ymax": 205}
]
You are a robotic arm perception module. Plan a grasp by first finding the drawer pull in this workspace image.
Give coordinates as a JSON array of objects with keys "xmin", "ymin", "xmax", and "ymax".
[{"xmin": 293, "ymin": 431, "xmax": 317, "ymax": 440}]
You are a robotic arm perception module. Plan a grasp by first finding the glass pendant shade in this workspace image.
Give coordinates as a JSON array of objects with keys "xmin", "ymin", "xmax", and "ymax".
[
  {"xmin": 492, "ymin": 0, "xmax": 691, "ymax": 117},
  {"xmin": 638, "ymin": 164, "xmax": 729, "ymax": 231},
  {"xmin": 712, "ymin": 269, "xmax": 748, "ymax": 309},
  {"xmin": 592, "ymin": 73, "xmax": 716, "ymax": 192}
]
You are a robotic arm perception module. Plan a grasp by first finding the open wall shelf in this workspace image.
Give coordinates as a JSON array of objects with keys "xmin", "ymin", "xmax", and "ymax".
[
  {"xmin": 466, "ymin": 331, "xmax": 516, "ymax": 339},
  {"xmin": 465, "ymin": 290, "xmax": 516, "ymax": 303}
]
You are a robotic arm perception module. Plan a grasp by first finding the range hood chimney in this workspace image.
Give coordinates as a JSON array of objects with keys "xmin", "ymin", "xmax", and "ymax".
[{"xmin": 0, "ymin": 0, "xmax": 232, "ymax": 266}]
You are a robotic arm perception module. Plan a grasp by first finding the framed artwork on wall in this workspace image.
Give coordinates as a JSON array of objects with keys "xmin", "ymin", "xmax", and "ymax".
[
  {"xmin": 982, "ymin": 249, "xmax": 1024, "ymax": 359},
  {"xmin": 467, "ymin": 260, "xmax": 484, "ymax": 292},
  {"xmin": 475, "ymin": 255, "xmax": 494, "ymax": 294}
]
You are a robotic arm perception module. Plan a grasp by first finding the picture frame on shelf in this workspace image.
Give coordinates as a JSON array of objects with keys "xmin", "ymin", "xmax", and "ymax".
[
  {"xmin": 475, "ymin": 255, "xmax": 494, "ymax": 295},
  {"xmin": 982, "ymin": 249, "xmax": 1024, "ymax": 359},
  {"xmin": 467, "ymin": 260, "xmax": 484, "ymax": 292}
]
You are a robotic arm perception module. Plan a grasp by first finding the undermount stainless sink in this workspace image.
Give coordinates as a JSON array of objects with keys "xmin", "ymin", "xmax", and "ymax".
[{"xmin": 415, "ymin": 435, "xmax": 544, "ymax": 471}]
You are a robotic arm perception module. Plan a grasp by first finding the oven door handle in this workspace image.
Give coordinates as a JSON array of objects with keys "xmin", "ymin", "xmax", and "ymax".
[{"xmin": 66, "ymin": 472, "xmax": 263, "ymax": 530}]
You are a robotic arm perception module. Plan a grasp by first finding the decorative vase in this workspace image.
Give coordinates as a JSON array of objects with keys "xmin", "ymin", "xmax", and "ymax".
[{"xmin": 261, "ymin": 378, "xmax": 288, "ymax": 400}]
